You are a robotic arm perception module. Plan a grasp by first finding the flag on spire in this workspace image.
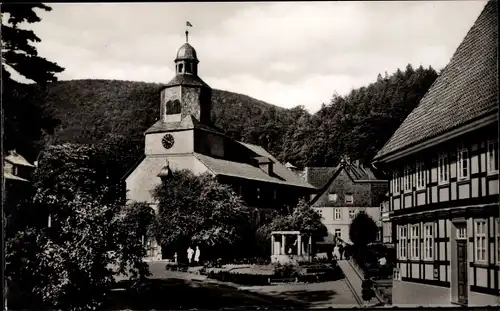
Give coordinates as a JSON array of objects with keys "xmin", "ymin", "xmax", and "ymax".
[{"xmin": 186, "ymin": 21, "xmax": 193, "ymax": 27}]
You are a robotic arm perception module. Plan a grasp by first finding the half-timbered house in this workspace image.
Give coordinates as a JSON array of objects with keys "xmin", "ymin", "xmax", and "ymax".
[{"xmin": 373, "ymin": 1, "xmax": 499, "ymax": 307}]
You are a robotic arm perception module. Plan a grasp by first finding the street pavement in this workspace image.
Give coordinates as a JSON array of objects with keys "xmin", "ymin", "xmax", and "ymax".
[{"xmin": 105, "ymin": 261, "xmax": 361, "ymax": 310}]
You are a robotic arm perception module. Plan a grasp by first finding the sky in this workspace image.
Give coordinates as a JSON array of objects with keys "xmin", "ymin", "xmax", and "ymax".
[{"xmin": 10, "ymin": 1, "xmax": 488, "ymax": 112}]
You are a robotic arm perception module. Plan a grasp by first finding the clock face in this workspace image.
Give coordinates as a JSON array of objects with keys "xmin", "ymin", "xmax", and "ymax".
[{"xmin": 161, "ymin": 134, "xmax": 175, "ymax": 149}]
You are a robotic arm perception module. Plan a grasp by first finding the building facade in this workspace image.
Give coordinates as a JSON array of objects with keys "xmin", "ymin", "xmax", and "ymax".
[
  {"xmin": 373, "ymin": 1, "xmax": 499, "ymax": 307},
  {"xmin": 124, "ymin": 34, "xmax": 316, "ymax": 260},
  {"xmin": 305, "ymin": 160, "xmax": 388, "ymax": 245}
]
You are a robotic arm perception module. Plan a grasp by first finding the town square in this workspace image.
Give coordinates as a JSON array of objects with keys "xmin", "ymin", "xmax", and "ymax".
[{"xmin": 2, "ymin": 1, "xmax": 499, "ymax": 310}]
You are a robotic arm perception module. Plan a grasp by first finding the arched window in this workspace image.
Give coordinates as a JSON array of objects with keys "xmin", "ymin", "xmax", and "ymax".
[
  {"xmin": 178, "ymin": 64, "xmax": 184, "ymax": 74},
  {"xmin": 166, "ymin": 100, "xmax": 181, "ymax": 115},
  {"xmin": 185, "ymin": 63, "xmax": 192, "ymax": 74}
]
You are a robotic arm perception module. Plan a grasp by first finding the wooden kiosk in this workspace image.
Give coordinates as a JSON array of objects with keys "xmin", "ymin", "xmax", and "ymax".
[{"xmin": 270, "ymin": 230, "xmax": 312, "ymax": 265}]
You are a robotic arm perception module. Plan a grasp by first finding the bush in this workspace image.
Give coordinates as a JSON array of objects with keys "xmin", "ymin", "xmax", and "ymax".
[
  {"xmin": 208, "ymin": 271, "xmax": 270, "ymax": 286},
  {"xmin": 361, "ymin": 279, "xmax": 375, "ymax": 301},
  {"xmin": 273, "ymin": 264, "xmax": 300, "ymax": 278}
]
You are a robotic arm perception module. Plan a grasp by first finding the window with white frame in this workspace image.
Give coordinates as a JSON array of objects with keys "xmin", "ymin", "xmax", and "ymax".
[
  {"xmin": 392, "ymin": 171, "xmax": 400, "ymax": 194},
  {"xmin": 410, "ymin": 224, "xmax": 420, "ymax": 259},
  {"xmin": 349, "ymin": 209, "xmax": 356, "ymax": 220},
  {"xmin": 315, "ymin": 209, "xmax": 323, "ymax": 218},
  {"xmin": 345, "ymin": 194, "xmax": 354, "ymax": 204},
  {"xmin": 458, "ymin": 143, "xmax": 469, "ymax": 179},
  {"xmin": 403, "ymin": 166, "xmax": 412, "ymax": 191},
  {"xmin": 334, "ymin": 208, "xmax": 342, "ymax": 220},
  {"xmin": 475, "ymin": 220, "xmax": 487, "ymax": 262},
  {"xmin": 438, "ymin": 153, "xmax": 449, "ymax": 184},
  {"xmin": 487, "ymin": 139, "xmax": 499, "ymax": 173},
  {"xmin": 416, "ymin": 161, "xmax": 426, "ymax": 189},
  {"xmin": 328, "ymin": 193, "xmax": 338, "ymax": 202},
  {"xmin": 456, "ymin": 226, "xmax": 467, "ymax": 240},
  {"xmin": 399, "ymin": 225, "xmax": 407, "ymax": 259},
  {"xmin": 334, "ymin": 229, "xmax": 341, "ymax": 238},
  {"xmin": 423, "ymin": 223, "xmax": 434, "ymax": 260}
]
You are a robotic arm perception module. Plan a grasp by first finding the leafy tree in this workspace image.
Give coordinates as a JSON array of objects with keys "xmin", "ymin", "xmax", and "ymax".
[
  {"xmin": 256, "ymin": 199, "xmax": 327, "ymax": 254},
  {"xmin": 2, "ymin": 3, "xmax": 64, "ymax": 161},
  {"xmin": 349, "ymin": 212, "xmax": 378, "ymax": 248},
  {"xmin": 5, "ymin": 144, "xmax": 151, "ymax": 310},
  {"xmin": 152, "ymin": 170, "xmax": 253, "ymax": 260},
  {"xmin": 1, "ymin": 3, "xmax": 64, "ymax": 84}
]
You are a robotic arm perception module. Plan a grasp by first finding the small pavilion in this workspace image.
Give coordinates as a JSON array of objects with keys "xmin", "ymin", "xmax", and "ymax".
[{"xmin": 270, "ymin": 230, "xmax": 312, "ymax": 264}]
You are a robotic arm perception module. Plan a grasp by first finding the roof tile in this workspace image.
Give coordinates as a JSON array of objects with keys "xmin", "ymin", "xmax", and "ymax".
[{"xmin": 375, "ymin": 1, "xmax": 498, "ymax": 160}]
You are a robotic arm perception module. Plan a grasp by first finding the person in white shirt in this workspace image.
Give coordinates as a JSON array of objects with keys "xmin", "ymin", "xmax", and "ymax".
[
  {"xmin": 187, "ymin": 246, "xmax": 194, "ymax": 265},
  {"xmin": 194, "ymin": 246, "xmax": 201, "ymax": 264}
]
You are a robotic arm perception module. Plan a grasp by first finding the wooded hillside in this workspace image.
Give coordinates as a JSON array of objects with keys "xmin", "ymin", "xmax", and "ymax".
[{"xmin": 8, "ymin": 64, "xmax": 438, "ymax": 174}]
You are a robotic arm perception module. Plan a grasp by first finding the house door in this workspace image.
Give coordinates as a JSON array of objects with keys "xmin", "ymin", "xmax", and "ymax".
[{"xmin": 456, "ymin": 239, "xmax": 468, "ymax": 305}]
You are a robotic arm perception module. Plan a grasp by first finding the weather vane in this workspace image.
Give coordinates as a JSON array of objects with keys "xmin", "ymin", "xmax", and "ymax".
[{"xmin": 185, "ymin": 21, "xmax": 193, "ymax": 42}]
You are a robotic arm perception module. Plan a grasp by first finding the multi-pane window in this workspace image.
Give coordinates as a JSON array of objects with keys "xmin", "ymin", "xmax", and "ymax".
[
  {"xmin": 345, "ymin": 194, "xmax": 354, "ymax": 204},
  {"xmin": 392, "ymin": 171, "xmax": 400, "ymax": 193},
  {"xmin": 349, "ymin": 210, "xmax": 356, "ymax": 220},
  {"xmin": 487, "ymin": 140, "xmax": 499, "ymax": 173},
  {"xmin": 410, "ymin": 224, "xmax": 420, "ymax": 259},
  {"xmin": 403, "ymin": 166, "xmax": 412, "ymax": 191},
  {"xmin": 334, "ymin": 208, "xmax": 342, "ymax": 220},
  {"xmin": 423, "ymin": 223, "xmax": 434, "ymax": 260},
  {"xmin": 334, "ymin": 229, "xmax": 342, "ymax": 239},
  {"xmin": 416, "ymin": 161, "xmax": 426, "ymax": 189},
  {"xmin": 457, "ymin": 226, "xmax": 467, "ymax": 240},
  {"xmin": 438, "ymin": 153, "xmax": 449, "ymax": 184},
  {"xmin": 315, "ymin": 209, "xmax": 323, "ymax": 218},
  {"xmin": 458, "ymin": 143, "xmax": 469, "ymax": 179},
  {"xmin": 475, "ymin": 220, "xmax": 487, "ymax": 262},
  {"xmin": 328, "ymin": 193, "xmax": 338, "ymax": 202},
  {"xmin": 399, "ymin": 225, "xmax": 407, "ymax": 259},
  {"xmin": 496, "ymin": 218, "xmax": 500, "ymax": 264}
]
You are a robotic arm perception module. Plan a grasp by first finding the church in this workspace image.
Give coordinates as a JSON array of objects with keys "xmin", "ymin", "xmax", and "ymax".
[{"xmin": 123, "ymin": 30, "xmax": 316, "ymax": 260}]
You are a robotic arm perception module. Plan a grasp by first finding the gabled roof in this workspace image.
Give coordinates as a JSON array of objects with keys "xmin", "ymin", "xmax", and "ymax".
[
  {"xmin": 374, "ymin": 1, "xmax": 498, "ymax": 161},
  {"xmin": 306, "ymin": 162, "xmax": 387, "ymax": 206},
  {"xmin": 4, "ymin": 150, "xmax": 35, "ymax": 167}
]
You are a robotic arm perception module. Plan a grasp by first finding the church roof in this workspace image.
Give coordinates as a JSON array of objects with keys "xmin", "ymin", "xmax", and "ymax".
[
  {"xmin": 165, "ymin": 74, "xmax": 209, "ymax": 88},
  {"xmin": 236, "ymin": 141, "xmax": 315, "ymax": 189},
  {"xmin": 374, "ymin": 1, "xmax": 498, "ymax": 162},
  {"xmin": 144, "ymin": 114, "xmax": 223, "ymax": 135},
  {"xmin": 194, "ymin": 152, "xmax": 315, "ymax": 189},
  {"xmin": 176, "ymin": 43, "xmax": 198, "ymax": 61}
]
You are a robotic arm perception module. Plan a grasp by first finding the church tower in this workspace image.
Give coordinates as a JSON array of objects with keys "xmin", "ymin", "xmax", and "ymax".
[{"xmin": 159, "ymin": 30, "xmax": 212, "ymax": 125}]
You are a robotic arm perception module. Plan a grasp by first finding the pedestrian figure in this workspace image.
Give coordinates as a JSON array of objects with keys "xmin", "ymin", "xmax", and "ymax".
[
  {"xmin": 338, "ymin": 243, "xmax": 344, "ymax": 260},
  {"xmin": 333, "ymin": 244, "xmax": 340, "ymax": 260},
  {"xmin": 187, "ymin": 246, "xmax": 194, "ymax": 265},
  {"xmin": 194, "ymin": 246, "xmax": 201, "ymax": 264}
]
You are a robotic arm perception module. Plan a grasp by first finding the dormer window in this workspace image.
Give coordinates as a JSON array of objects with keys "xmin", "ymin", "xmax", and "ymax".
[
  {"xmin": 345, "ymin": 194, "xmax": 354, "ymax": 204},
  {"xmin": 328, "ymin": 193, "xmax": 338, "ymax": 202}
]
